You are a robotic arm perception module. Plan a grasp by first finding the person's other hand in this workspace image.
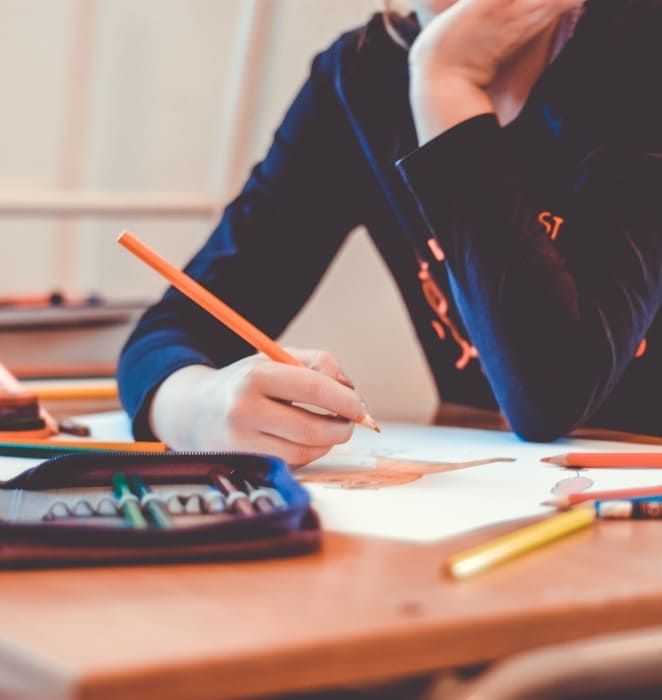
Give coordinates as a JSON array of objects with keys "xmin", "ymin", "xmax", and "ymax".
[
  {"xmin": 408, "ymin": 0, "xmax": 579, "ymax": 140},
  {"xmin": 410, "ymin": 0, "xmax": 578, "ymax": 88}
]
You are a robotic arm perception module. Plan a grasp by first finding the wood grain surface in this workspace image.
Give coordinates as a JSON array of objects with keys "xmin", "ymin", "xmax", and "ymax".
[{"xmin": 1, "ymin": 516, "xmax": 662, "ymax": 699}]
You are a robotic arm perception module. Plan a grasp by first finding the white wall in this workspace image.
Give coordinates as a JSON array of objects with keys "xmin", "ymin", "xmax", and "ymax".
[{"xmin": 0, "ymin": 0, "xmax": 436, "ymax": 422}]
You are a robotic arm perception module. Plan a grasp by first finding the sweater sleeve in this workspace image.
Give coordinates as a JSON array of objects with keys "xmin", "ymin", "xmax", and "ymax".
[
  {"xmin": 118, "ymin": 46, "xmax": 363, "ymax": 439},
  {"xmin": 396, "ymin": 103, "xmax": 662, "ymax": 441}
]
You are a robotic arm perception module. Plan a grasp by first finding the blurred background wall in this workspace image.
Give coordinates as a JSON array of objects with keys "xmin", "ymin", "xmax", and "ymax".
[{"xmin": 0, "ymin": 0, "xmax": 436, "ymax": 422}]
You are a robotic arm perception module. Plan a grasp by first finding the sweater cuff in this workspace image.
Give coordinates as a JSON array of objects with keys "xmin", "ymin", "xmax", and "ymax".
[{"xmin": 395, "ymin": 113, "xmax": 503, "ymax": 247}]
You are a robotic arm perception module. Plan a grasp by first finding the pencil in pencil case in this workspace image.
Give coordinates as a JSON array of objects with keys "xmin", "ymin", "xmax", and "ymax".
[{"xmin": 0, "ymin": 451, "xmax": 320, "ymax": 567}]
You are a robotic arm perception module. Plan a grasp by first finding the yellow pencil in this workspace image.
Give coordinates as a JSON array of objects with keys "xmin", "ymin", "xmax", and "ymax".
[
  {"xmin": 446, "ymin": 507, "xmax": 595, "ymax": 580},
  {"xmin": 27, "ymin": 383, "xmax": 118, "ymax": 402}
]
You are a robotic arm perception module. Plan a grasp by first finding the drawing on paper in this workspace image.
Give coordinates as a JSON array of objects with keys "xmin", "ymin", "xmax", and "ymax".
[{"xmin": 297, "ymin": 456, "xmax": 515, "ymax": 489}]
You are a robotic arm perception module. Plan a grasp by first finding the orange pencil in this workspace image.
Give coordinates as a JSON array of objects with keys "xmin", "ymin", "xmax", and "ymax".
[
  {"xmin": 118, "ymin": 230, "xmax": 380, "ymax": 432},
  {"xmin": 542, "ymin": 452, "xmax": 662, "ymax": 468}
]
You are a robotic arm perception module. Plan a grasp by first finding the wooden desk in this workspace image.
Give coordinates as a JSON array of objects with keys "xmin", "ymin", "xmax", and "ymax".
[{"xmin": 2, "ymin": 421, "xmax": 662, "ymax": 700}]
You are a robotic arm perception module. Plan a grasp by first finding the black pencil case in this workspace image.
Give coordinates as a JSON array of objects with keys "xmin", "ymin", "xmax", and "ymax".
[{"xmin": 0, "ymin": 451, "xmax": 320, "ymax": 567}]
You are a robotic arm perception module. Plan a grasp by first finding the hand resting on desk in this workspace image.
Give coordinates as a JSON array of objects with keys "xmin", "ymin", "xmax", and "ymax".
[{"xmin": 149, "ymin": 348, "xmax": 366, "ymax": 466}]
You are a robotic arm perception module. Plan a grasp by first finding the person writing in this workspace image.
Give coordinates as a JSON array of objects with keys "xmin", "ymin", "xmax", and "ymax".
[{"xmin": 118, "ymin": 0, "xmax": 662, "ymax": 465}]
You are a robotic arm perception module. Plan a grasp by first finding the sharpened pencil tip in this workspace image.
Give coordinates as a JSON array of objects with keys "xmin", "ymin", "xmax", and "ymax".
[
  {"xmin": 540, "ymin": 455, "xmax": 565, "ymax": 464},
  {"xmin": 541, "ymin": 497, "xmax": 567, "ymax": 508},
  {"xmin": 359, "ymin": 413, "xmax": 381, "ymax": 433}
]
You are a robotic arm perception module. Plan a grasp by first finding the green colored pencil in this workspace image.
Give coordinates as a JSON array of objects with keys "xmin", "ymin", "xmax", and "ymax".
[
  {"xmin": 128, "ymin": 474, "xmax": 172, "ymax": 529},
  {"xmin": 0, "ymin": 439, "xmax": 167, "ymax": 459},
  {"xmin": 0, "ymin": 442, "xmax": 106, "ymax": 458},
  {"xmin": 112, "ymin": 472, "xmax": 148, "ymax": 529}
]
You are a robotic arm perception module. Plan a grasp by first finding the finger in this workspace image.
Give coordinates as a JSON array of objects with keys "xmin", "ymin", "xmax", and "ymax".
[
  {"xmin": 252, "ymin": 362, "xmax": 366, "ymax": 423},
  {"xmin": 256, "ymin": 396, "xmax": 354, "ymax": 447},
  {"xmin": 251, "ymin": 431, "xmax": 332, "ymax": 468},
  {"xmin": 284, "ymin": 348, "xmax": 356, "ymax": 389}
]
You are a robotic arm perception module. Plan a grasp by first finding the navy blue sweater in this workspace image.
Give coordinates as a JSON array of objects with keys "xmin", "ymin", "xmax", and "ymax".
[{"xmin": 119, "ymin": 1, "xmax": 662, "ymax": 441}]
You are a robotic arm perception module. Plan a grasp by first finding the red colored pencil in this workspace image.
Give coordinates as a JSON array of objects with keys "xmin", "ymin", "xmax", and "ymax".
[{"xmin": 543, "ymin": 485, "xmax": 662, "ymax": 509}]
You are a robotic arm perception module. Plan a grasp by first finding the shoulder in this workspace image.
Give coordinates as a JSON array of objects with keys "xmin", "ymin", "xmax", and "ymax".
[{"xmin": 311, "ymin": 13, "xmax": 410, "ymax": 89}]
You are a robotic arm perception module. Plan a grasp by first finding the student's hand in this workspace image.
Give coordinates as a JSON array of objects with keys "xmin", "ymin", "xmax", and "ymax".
[
  {"xmin": 408, "ymin": 0, "xmax": 578, "ymax": 140},
  {"xmin": 149, "ymin": 350, "xmax": 367, "ymax": 466}
]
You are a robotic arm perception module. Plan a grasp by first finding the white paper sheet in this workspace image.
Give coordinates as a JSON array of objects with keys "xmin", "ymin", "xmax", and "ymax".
[
  {"xmin": 2, "ymin": 413, "xmax": 661, "ymax": 543},
  {"xmin": 299, "ymin": 423, "xmax": 662, "ymax": 543}
]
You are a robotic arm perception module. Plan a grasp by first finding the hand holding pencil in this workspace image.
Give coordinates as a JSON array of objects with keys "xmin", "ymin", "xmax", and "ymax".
[{"xmin": 118, "ymin": 231, "xmax": 379, "ymax": 466}]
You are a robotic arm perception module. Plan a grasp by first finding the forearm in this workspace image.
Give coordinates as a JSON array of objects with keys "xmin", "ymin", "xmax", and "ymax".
[
  {"xmin": 409, "ymin": 69, "xmax": 494, "ymax": 144},
  {"xmin": 407, "ymin": 8, "xmax": 496, "ymax": 144},
  {"xmin": 397, "ymin": 116, "xmax": 662, "ymax": 439}
]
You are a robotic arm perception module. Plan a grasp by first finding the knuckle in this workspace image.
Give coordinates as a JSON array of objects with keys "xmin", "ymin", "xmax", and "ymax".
[
  {"xmin": 299, "ymin": 421, "xmax": 325, "ymax": 447},
  {"xmin": 306, "ymin": 350, "xmax": 323, "ymax": 371},
  {"xmin": 303, "ymin": 375, "xmax": 326, "ymax": 405},
  {"xmin": 314, "ymin": 351, "xmax": 336, "ymax": 372}
]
